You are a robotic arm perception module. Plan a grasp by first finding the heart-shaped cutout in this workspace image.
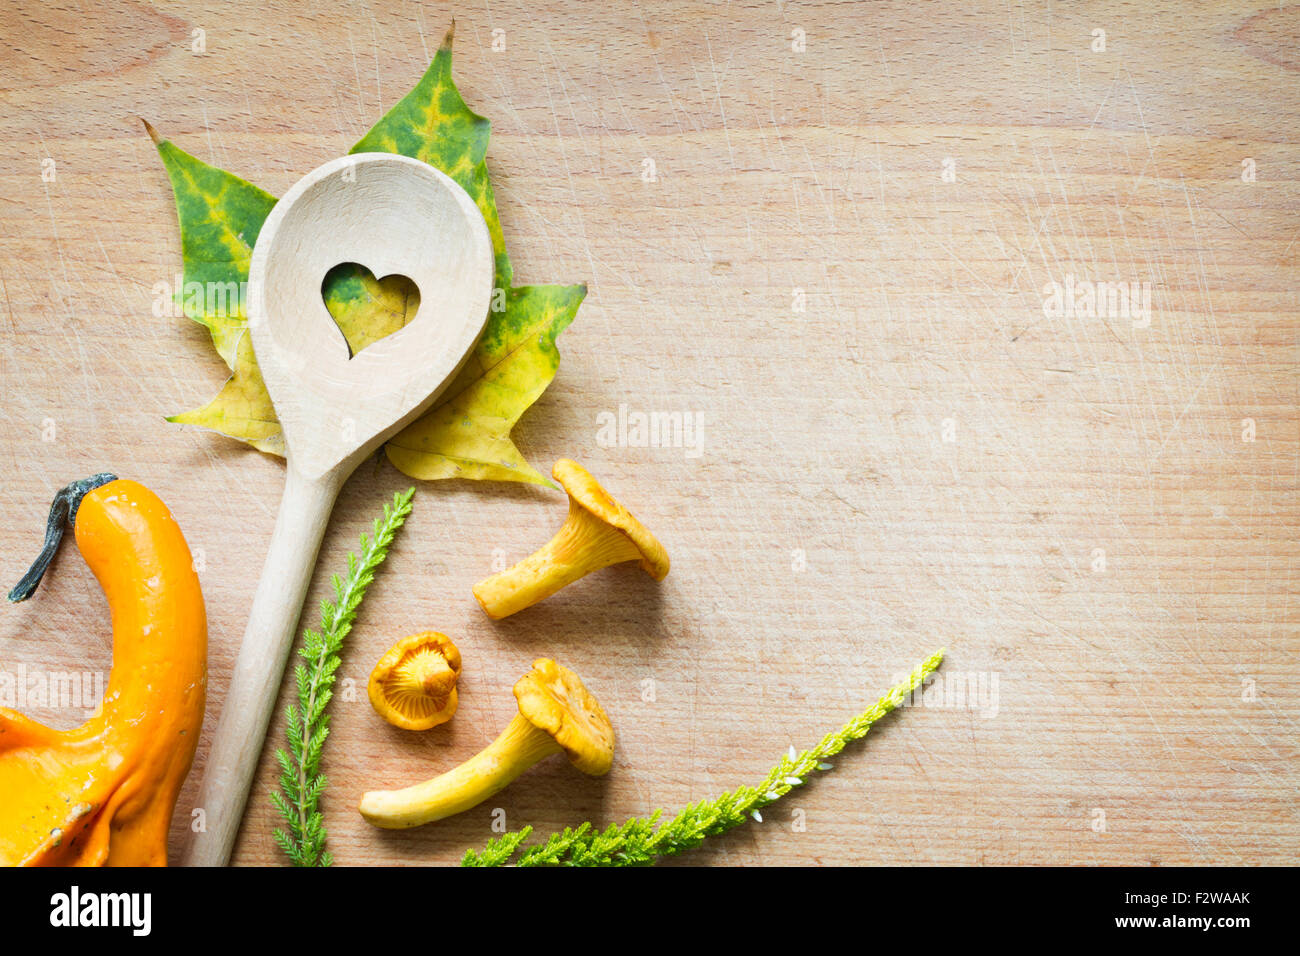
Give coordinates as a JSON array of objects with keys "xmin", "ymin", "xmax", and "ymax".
[{"xmin": 321, "ymin": 262, "xmax": 421, "ymax": 359}]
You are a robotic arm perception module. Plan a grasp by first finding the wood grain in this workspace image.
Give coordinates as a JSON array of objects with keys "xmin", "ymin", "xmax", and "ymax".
[{"xmin": 0, "ymin": 0, "xmax": 1295, "ymax": 866}]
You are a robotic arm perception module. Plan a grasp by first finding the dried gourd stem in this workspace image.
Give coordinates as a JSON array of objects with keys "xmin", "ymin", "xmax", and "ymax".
[{"xmin": 8, "ymin": 473, "xmax": 118, "ymax": 602}]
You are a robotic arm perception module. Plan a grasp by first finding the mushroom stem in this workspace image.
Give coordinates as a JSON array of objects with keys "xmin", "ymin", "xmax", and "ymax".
[
  {"xmin": 359, "ymin": 713, "xmax": 563, "ymax": 828},
  {"xmin": 474, "ymin": 501, "xmax": 643, "ymax": 619},
  {"xmin": 401, "ymin": 649, "xmax": 456, "ymax": 701}
]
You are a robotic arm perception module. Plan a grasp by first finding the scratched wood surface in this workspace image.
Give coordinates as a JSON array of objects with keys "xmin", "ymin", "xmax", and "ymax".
[{"xmin": 0, "ymin": 1, "xmax": 1296, "ymax": 866}]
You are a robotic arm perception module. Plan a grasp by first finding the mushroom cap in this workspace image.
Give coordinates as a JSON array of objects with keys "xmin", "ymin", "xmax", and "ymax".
[
  {"xmin": 368, "ymin": 632, "xmax": 462, "ymax": 731},
  {"xmin": 512, "ymin": 658, "xmax": 614, "ymax": 775},
  {"xmin": 552, "ymin": 459, "xmax": 670, "ymax": 581}
]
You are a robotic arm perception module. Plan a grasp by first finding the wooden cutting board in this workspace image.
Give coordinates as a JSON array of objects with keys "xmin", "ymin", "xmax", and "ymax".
[{"xmin": 0, "ymin": 0, "xmax": 1295, "ymax": 866}]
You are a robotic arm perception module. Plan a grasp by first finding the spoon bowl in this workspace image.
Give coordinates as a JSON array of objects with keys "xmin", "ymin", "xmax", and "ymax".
[{"xmin": 249, "ymin": 152, "xmax": 493, "ymax": 478}]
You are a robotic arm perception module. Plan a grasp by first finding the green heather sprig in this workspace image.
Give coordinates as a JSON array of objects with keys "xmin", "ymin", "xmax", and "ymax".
[
  {"xmin": 462, "ymin": 648, "xmax": 944, "ymax": 866},
  {"xmin": 271, "ymin": 488, "xmax": 415, "ymax": 866}
]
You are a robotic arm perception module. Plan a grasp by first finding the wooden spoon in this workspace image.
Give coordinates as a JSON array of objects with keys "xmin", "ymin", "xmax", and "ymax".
[{"xmin": 183, "ymin": 153, "xmax": 494, "ymax": 866}]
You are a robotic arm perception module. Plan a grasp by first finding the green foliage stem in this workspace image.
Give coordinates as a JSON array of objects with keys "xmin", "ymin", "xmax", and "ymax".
[
  {"xmin": 270, "ymin": 488, "xmax": 415, "ymax": 866},
  {"xmin": 462, "ymin": 648, "xmax": 945, "ymax": 866}
]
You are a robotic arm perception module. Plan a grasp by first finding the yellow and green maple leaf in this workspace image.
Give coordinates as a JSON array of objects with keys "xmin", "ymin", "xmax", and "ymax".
[{"xmin": 152, "ymin": 23, "xmax": 582, "ymax": 486}]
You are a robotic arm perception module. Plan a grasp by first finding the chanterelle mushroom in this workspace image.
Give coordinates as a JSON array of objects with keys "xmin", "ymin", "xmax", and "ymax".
[
  {"xmin": 368, "ymin": 632, "xmax": 462, "ymax": 731},
  {"xmin": 359, "ymin": 658, "xmax": 614, "ymax": 828},
  {"xmin": 472, "ymin": 459, "xmax": 669, "ymax": 619}
]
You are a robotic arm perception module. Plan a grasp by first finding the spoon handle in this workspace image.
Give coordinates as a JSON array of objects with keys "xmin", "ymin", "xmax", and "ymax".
[{"xmin": 183, "ymin": 465, "xmax": 342, "ymax": 867}]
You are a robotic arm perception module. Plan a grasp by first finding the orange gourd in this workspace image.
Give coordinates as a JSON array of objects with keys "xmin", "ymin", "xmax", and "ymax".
[{"xmin": 0, "ymin": 475, "xmax": 207, "ymax": 866}]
